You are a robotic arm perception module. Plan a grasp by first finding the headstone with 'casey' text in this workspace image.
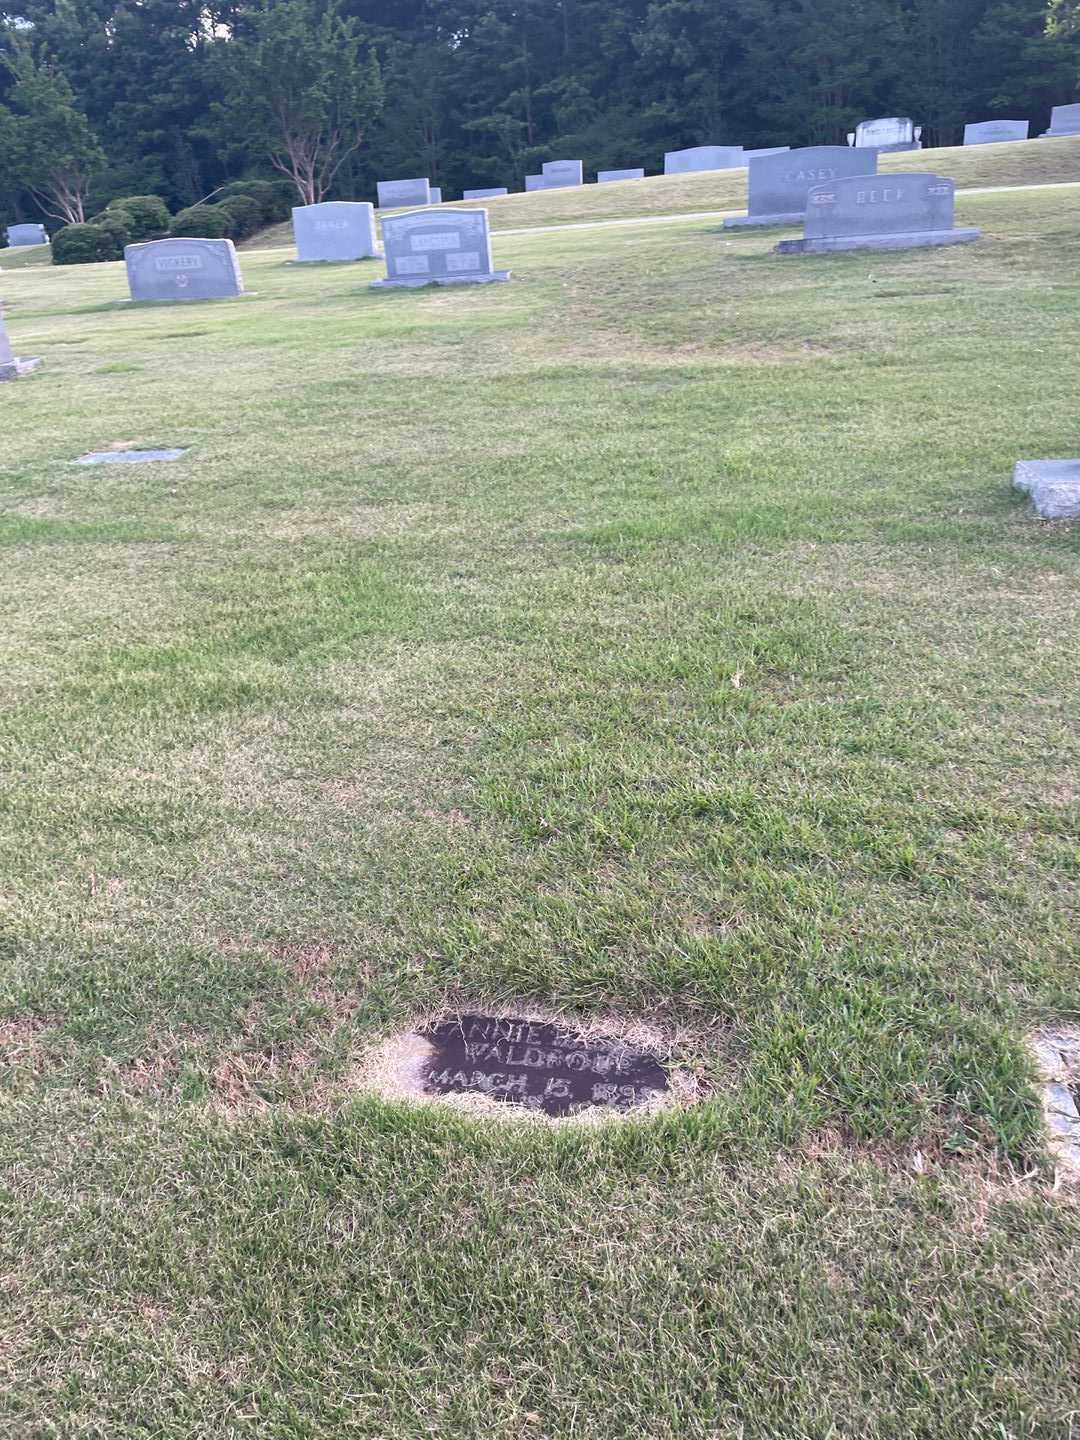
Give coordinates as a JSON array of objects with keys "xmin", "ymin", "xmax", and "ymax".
[
  {"xmin": 291, "ymin": 202, "xmax": 378, "ymax": 262},
  {"xmin": 776, "ymin": 173, "xmax": 981, "ymax": 255},
  {"xmin": 124, "ymin": 237, "xmax": 244, "ymax": 302},
  {"xmin": 724, "ymin": 145, "xmax": 878, "ymax": 229},
  {"xmin": 371, "ymin": 208, "xmax": 510, "ymax": 288}
]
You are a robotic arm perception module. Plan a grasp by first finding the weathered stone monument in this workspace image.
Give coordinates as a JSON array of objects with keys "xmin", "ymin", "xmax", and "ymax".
[
  {"xmin": 1013, "ymin": 460, "xmax": 1080, "ymax": 518},
  {"xmin": 376, "ymin": 178, "xmax": 432, "ymax": 209},
  {"xmin": 0, "ymin": 303, "xmax": 41, "ymax": 379},
  {"xmin": 5, "ymin": 223, "xmax": 48, "ymax": 247},
  {"xmin": 463, "ymin": 187, "xmax": 509, "ymax": 199},
  {"xmin": 291, "ymin": 202, "xmax": 378, "ymax": 263},
  {"xmin": 1041, "ymin": 103, "xmax": 1080, "ymax": 137},
  {"xmin": 371, "ymin": 208, "xmax": 510, "ymax": 288},
  {"xmin": 964, "ymin": 119, "xmax": 1030, "ymax": 144},
  {"xmin": 421, "ymin": 1014, "xmax": 669, "ymax": 1118},
  {"xmin": 597, "ymin": 168, "xmax": 645, "ymax": 182},
  {"xmin": 848, "ymin": 117, "xmax": 922, "ymax": 152},
  {"xmin": 776, "ymin": 174, "xmax": 980, "ymax": 255},
  {"xmin": 124, "ymin": 237, "xmax": 244, "ymax": 302},
  {"xmin": 541, "ymin": 159, "xmax": 584, "ymax": 188},
  {"xmin": 724, "ymin": 145, "xmax": 878, "ymax": 229},
  {"xmin": 664, "ymin": 145, "xmax": 745, "ymax": 173}
]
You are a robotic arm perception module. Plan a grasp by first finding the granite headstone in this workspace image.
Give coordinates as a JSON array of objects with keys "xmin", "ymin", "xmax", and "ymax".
[
  {"xmin": 291, "ymin": 202, "xmax": 378, "ymax": 262},
  {"xmin": 744, "ymin": 146, "xmax": 791, "ymax": 159},
  {"xmin": 463, "ymin": 187, "xmax": 509, "ymax": 199},
  {"xmin": 5, "ymin": 223, "xmax": 48, "ymax": 247},
  {"xmin": 851, "ymin": 117, "xmax": 922, "ymax": 152},
  {"xmin": 541, "ymin": 159, "xmax": 584, "ymax": 188},
  {"xmin": 371, "ymin": 208, "xmax": 510, "ymax": 288},
  {"xmin": 124, "ymin": 237, "xmax": 244, "ymax": 302},
  {"xmin": 525, "ymin": 174, "xmax": 545, "ymax": 192},
  {"xmin": 725, "ymin": 145, "xmax": 878, "ymax": 229},
  {"xmin": 422, "ymin": 1014, "xmax": 669, "ymax": 1118},
  {"xmin": 963, "ymin": 119, "xmax": 1030, "ymax": 144},
  {"xmin": 664, "ymin": 145, "xmax": 745, "ymax": 173},
  {"xmin": 0, "ymin": 303, "xmax": 40, "ymax": 379},
  {"xmin": 776, "ymin": 173, "xmax": 980, "ymax": 255},
  {"xmin": 377, "ymin": 177, "xmax": 432, "ymax": 209},
  {"xmin": 1013, "ymin": 459, "xmax": 1080, "ymax": 518},
  {"xmin": 597, "ymin": 168, "xmax": 645, "ymax": 182},
  {"xmin": 430, "ymin": 187, "xmax": 443, "ymax": 204},
  {"xmin": 1041, "ymin": 103, "xmax": 1080, "ymax": 137}
]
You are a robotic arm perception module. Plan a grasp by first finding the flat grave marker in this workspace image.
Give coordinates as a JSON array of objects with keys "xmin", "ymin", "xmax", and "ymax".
[
  {"xmin": 371, "ymin": 207, "xmax": 510, "ymax": 288},
  {"xmin": 422, "ymin": 1014, "xmax": 669, "ymax": 1117},
  {"xmin": 377, "ymin": 177, "xmax": 432, "ymax": 209},
  {"xmin": 777, "ymin": 173, "xmax": 980, "ymax": 255},
  {"xmin": 725, "ymin": 145, "xmax": 878, "ymax": 229},
  {"xmin": 597, "ymin": 168, "xmax": 645, "ymax": 183},
  {"xmin": 124, "ymin": 238, "xmax": 244, "ymax": 303},
  {"xmin": 291, "ymin": 201, "xmax": 378, "ymax": 263},
  {"xmin": 664, "ymin": 145, "xmax": 745, "ymax": 173},
  {"xmin": 964, "ymin": 119, "xmax": 1030, "ymax": 144},
  {"xmin": 76, "ymin": 448, "xmax": 187, "ymax": 465}
]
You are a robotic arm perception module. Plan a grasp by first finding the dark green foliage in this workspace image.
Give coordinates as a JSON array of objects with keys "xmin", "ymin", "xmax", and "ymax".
[
  {"xmin": 106, "ymin": 194, "xmax": 171, "ymax": 241},
  {"xmin": 168, "ymin": 203, "xmax": 230, "ymax": 238},
  {"xmin": 217, "ymin": 179, "xmax": 280, "ymax": 224},
  {"xmin": 216, "ymin": 192, "xmax": 261, "ymax": 239},
  {"xmin": 85, "ymin": 208, "xmax": 134, "ymax": 245},
  {"xmin": 50, "ymin": 221, "xmax": 121, "ymax": 264}
]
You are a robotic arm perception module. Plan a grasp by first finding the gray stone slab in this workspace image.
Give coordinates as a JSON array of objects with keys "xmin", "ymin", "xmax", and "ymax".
[
  {"xmin": 124, "ymin": 238, "xmax": 244, "ymax": 303},
  {"xmin": 0, "ymin": 306, "xmax": 40, "ymax": 379},
  {"xmin": 76, "ymin": 448, "xmax": 187, "ymax": 465},
  {"xmin": 291, "ymin": 202, "xmax": 378, "ymax": 263},
  {"xmin": 6, "ymin": 223, "xmax": 48, "ymax": 246},
  {"xmin": 852, "ymin": 117, "xmax": 919, "ymax": 148},
  {"xmin": 524, "ymin": 174, "xmax": 545, "ymax": 192},
  {"xmin": 725, "ymin": 145, "xmax": 878, "ymax": 229},
  {"xmin": 463, "ymin": 187, "xmax": 509, "ymax": 200},
  {"xmin": 371, "ymin": 208, "xmax": 510, "ymax": 288},
  {"xmin": 964, "ymin": 119, "xmax": 1029, "ymax": 144},
  {"xmin": 1013, "ymin": 459, "xmax": 1080, "ymax": 518},
  {"xmin": 541, "ymin": 159, "xmax": 584, "ymax": 188},
  {"xmin": 597, "ymin": 168, "xmax": 645, "ymax": 183},
  {"xmin": 776, "ymin": 174, "xmax": 980, "ymax": 255},
  {"xmin": 430, "ymin": 187, "xmax": 443, "ymax": 204},
  {"xmin": 664, "ymin": 145, "xmax": 745, "ymax": 174},
  {"xmin": 1042, "ymin": 103, "xmax": 1080, "ymax": 137},
  {"xmin": 377, "ymin": 177, "xmax": 432, "ymax": 209},
  {"xmin": 744, "ymin": 146, "xmax": 791, "ymax": 159}
]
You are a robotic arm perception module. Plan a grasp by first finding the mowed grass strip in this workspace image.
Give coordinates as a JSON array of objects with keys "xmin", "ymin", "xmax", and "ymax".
[{"xmin": 0, "ymin": 170, "xmax": 1078, "ymax": 1436}]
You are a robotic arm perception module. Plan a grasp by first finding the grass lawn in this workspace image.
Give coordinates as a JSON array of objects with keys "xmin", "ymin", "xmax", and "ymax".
[{"xmin": 1, "ymin": 167, "xmax": 1079, "ymax": 1437}]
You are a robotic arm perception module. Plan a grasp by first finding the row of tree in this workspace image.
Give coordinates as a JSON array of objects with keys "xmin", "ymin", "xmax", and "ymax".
[{"xmin": 2, "ymin": 0, "xmax": 1078, "ymax": 229}]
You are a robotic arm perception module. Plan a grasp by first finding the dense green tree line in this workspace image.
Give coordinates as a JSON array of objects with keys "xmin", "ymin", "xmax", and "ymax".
[{"xmin": 2, "ymin": 0, "xmax": 1077, "ymax": 227}]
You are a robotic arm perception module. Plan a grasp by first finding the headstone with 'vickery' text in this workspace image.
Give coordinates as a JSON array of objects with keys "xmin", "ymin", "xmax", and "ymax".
[
  {"xmin": 124, "ymin": 237, "xmax": 244, "ymax": 302},
  {"xmin": 371, "ymin": 208, "xmax": 510, "ymax": 288},
  {"xmin": 724, "ymin": 145, "xmax": 878, "ymax": 229},
  {"xmin": 776, "ymin": 173, "xmax": 980, "ymax": 255}
]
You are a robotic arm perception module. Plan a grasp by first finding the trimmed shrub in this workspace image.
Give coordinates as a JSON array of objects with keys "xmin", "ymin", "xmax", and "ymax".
[
  {"xmin": 269, "ymin": 179, "xmax": 297, "ymax": 221},
  {"xmin": 52, "ymin": 223, "xmax": 123, "ymax": 265},
  {"xmin": 106, "ymin": 194, "xmax": 170, "ymax": 241},
  {"xmin": 217, "ymin": 180, "xmax": 278, "ymax": 224},
  {"xmin": 87, "ymin": 209, "xmax": 134, "ymax": 246},
  {"xmin": 217, "ymin": 193, "xmax": 262, "ymax": 240},
  {"xmin": 169, "ymin": 204, "xmax": 231, "ymax": 239}
]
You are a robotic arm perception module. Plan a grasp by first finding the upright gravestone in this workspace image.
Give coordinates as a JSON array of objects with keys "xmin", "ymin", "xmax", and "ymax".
[
  {"xmin": 541, "ymin": 160, "xmax": 584, "ymax": 188},
  {"xmin": 5, "ymin": 223, "xmax": 48, "ymax": 247},
  {"xmin": 124, "ymin": 237, "xmax": 244, "ymax": 302},
  {"xmin": 849, "ymin": 117, "xmax": 922, "ymax": 152},
  {"xmin": 291, "ymin": 202, "xmax": 378, "ymax": 263},
  {"xmin": 597, "ymin": 168, "xmax": 645, "ymax": 183},
  {"xmin": 664, "ymin": 145, "xmax": 745, "ymax": 173},
  {"xmin": 525, "ymin": 174, "xmax": 545, "ymax": 192},
  {"xmin": 1013, "ymin": 459, "xmax": 1080, "ymax": 518},
  {"xmin": 725, "ymin": 145, "xmax": 878, "ymax": 229},
  {"xmin": 0, "ymin": 304, "xmax": 41, "ymax": 379},
  {"xmin": 776, "ymin": 173, "xmax": 980, "ymax": 255},
  {"xmin": 744, "ymin": 146, "xmax": 791, "ymax": 159},
  {"xmin": 371, "ymin": 208, "xmax": 510, "ymax": 288},
  {"xmin": 964, "ymin": 119, "xmax": 1030, "ymax": 144},
  {"xmin": 1041, "ymin": 103, "xmax": 1080, "ymax": 137},
  {"xmin": 463, "ymin": 187, "xmax": 509, "ymax": 200},
  {"xmin": 430, "ymin": 187, "xmax": 443, "ymax": 204},
  {"xmin": 377, "ymin": 178, "xmax": 432, "ymax": 209}
]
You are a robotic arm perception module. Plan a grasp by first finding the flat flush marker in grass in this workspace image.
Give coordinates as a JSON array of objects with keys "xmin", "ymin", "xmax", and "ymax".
[
  {"xmin": 1030, "ymin": 1030, "xmax": 1080, "ymax": 1179},
  {"xmin": 75, "ymin": 448, "xmax": 187, "ymax": 465}
]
